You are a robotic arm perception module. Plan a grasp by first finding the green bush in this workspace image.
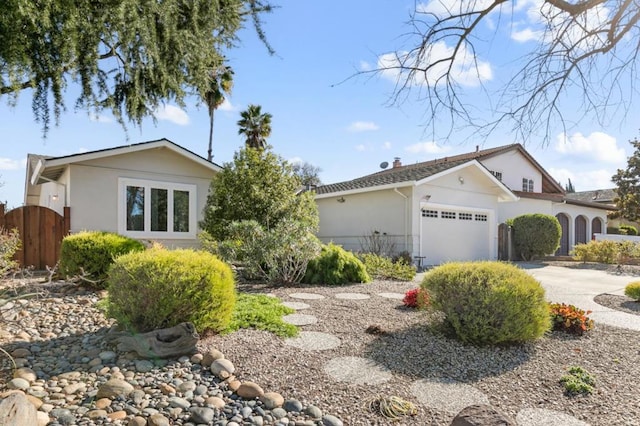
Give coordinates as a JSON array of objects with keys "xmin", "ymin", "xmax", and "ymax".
[
  {"xmin": 619, "ymin": 224, "xmax": 638, "ymax": 235},
  {"xmin": 0, "ymin": 227, "xmax": 20, "ymax": 277},
  {"xmin": 303, "ymin": 243, "xmax": 371, "ymax": 285},
  {"xmin": 59, "ymin": 231, "xmax": 145, "ymax": 285},
  {"xmin": 625, "ymin": 281, "xmax": 640, "ymax": 301},
  {"xmin": 211, "ymin": 219, "xmax": 321, "ymax": 284},
  {"xmin": 560, "ymin": 366, "xmax": 595, "ymax": 395},
  {"xmin": 572, "ymin": 240, "xmax": 640, "ymax": 264},
  {"xmin": 359, "ymin": 253, "xmax": 416, "ymax": 281},
  {"xmin": 106, "ymin": 248, "xmax": 236, "ymax": 333},
  {"xmin": 421, "ymin": 261, "xmax": 551, "ymax": 345},
  {"xmin": 509, "ymin": 214, "xmax": 561, "ymax": 260}
]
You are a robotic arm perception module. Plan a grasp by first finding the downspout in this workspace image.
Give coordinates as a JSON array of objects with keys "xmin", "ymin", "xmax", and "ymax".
[{"xmin": 393, "ymin": 188, "xmax": 408, "ymax": 252}]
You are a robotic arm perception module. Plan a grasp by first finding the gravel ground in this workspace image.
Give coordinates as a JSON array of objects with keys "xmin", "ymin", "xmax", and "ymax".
[
  {"xmin": 594, "ymin": 294, "xmax": 640, "ymax": 316},
  {"xmin": 203, "ymin": 277, "xmax": 640, "ymax": 426}
]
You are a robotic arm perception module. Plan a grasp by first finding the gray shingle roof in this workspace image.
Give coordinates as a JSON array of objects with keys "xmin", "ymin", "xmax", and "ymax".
[
  {"xmin": 314, "ymin": 144, "xmax": 522, "ymax": 195},
  {"xmin": 565, "ymin": 188, "xmax": 616, "ymax": 204}
]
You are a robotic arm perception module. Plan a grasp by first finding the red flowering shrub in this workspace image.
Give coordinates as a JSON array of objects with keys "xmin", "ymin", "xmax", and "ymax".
[
  {"xmin": 550, "ymin": 303, "xmax": 594, "ymax": 335},
  {"xmin": 403, "ymin": 288, "xmax": 430, "ymax": 309}
]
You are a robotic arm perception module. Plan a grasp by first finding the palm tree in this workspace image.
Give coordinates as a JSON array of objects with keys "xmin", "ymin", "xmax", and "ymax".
[
  {"xmin": 237, "ymin": 104, "xmax": 272, "ymax": 149},
  {"xmin": 204, "ymin": 62, "xmax": 234, "ymax": 161}
]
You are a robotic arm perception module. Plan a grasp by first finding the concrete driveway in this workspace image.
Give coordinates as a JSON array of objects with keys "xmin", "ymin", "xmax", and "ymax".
[{"xmin": 518, "ymin": 262, "xmax": 640, "ymax": 331}]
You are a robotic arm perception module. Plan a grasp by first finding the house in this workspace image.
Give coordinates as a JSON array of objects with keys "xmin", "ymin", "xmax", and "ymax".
[
  {"xmin": 314, "ymin": 143, "xmax": 613, "ymax": 264},
  {"xmin": 24, "ymin": 138, "xmax": 220, "ymax": 247}
]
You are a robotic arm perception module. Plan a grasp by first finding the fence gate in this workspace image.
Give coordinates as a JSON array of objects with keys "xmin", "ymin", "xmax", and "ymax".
[
  {"xmin": 0, "ymin": 204, "xmax": 70, "ymax": 270},
  {"xmin": 498, "ymin": 223, "xmax": 510, "ymax": 261}
]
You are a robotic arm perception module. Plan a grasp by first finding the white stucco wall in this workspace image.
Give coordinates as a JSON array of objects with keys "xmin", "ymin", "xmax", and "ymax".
[
  {"xmin": 481, "ymin": 151, "xmax": 542, "ymax": 192},
  {"xmin": 66, "ymin": 148, "xmax": 216, "ymax": 248}
]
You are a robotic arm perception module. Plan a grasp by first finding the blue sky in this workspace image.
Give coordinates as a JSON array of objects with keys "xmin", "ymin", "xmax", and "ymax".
[{"xmin": 1, "ymin": 0, "xmax": 637, "ymax": 208}]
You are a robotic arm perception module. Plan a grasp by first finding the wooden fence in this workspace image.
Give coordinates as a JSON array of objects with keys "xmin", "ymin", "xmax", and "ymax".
[{"xmin": 0, "ymin": 204, "xmax": 70, "ymax": 270}]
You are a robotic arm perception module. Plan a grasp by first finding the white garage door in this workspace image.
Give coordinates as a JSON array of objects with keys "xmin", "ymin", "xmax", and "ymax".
[{"xmin": 420, "ymin": 208, "xmax": 492, "ymax": 265}]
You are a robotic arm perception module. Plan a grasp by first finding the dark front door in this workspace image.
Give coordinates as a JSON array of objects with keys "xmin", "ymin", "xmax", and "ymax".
[
  {"xmin": 575, "ymin": 216, "xmax": 587, "ymax": 245},
  {"xmin": 555, "ymin": 213, "xmax": 569, "ymax": 256}
]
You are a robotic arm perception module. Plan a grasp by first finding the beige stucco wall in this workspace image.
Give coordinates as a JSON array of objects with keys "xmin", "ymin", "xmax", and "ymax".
[
  {"xmin": 66, "ymin": 147, "xmax": 215, "ymax": 248},
  {"xmin": 316, "ymin": 186, "xmax": 413, "ymax": 253}
]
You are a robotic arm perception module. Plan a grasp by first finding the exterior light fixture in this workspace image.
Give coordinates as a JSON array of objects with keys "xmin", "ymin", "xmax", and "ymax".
[{"xmin": 337, "ymin": 197, "xmax": 346, "ymax": 203}]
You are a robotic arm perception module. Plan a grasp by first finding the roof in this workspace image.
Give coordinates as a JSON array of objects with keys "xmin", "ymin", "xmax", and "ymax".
[
  {"xmin": 29, "ymin": 138, "xmax": 222, "ymax": 185},
  {"xmin": 565, "ymin": 188, "xmax": 617, "ymax": 204},
  {"xmin": 514, "ymin": 191, "xmax": 618, "ymax": 211},
  {"xmin": 314, "ymin": 143, "xmax": 564, "ymax": 195}
]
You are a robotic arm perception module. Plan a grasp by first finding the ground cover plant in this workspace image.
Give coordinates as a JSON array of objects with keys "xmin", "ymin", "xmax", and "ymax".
[
  {"xmin": 106, "ymin": 247, "xmax": 236, "ymax": 333},
  {"xmin": 59, "ymin": 231, "xmax": 145, "ymax": 286},
  {"xmin": 549, "ymin": 303, "xmax": 594, "ymax": 335},
  {"xmin": 0, "ymin": 227, "xmax": 20, "ymax": 277},
  {"xmin": 402, "ymin": 288, "xmax": 429, "ymax": 309},
  {"xmin": 225, "ymin": 293, "xmax": 297, "ymax": 337},
  {"xmin": 422, "ymin": 261, "xmax": 551, "ymax": 345},
  {"xmin": 560, "ymin": 366, "xmax": 596, "ymax": 395},
  {"xmin": 625, "ymin": 281, "xmax": 640, "ymax": 301}
]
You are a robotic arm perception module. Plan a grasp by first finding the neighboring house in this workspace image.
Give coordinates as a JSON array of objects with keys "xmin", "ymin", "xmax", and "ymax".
[
  {"xmin": 24, "ymin": 138, "xmax": 220, "ymax": 247},
  {"xmin": 565, "ymin": 188, "xmax": 637, "ymax": 232},
  {"xmin": 314, "ymin": 143, "xmax": 613, "ymax": 265}
]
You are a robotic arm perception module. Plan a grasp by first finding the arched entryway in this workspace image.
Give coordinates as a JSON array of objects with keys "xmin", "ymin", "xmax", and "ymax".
[
  {"xmin": 591, "ymin": 217, "xmax": 603, "ymax": 239},
  {"xmin": 556, "ymin": 213, "xmax": 570, "ymax": 256},
  {"xmin": 575, "ymin": 215, "xmax": 588, "ymax": 245}
]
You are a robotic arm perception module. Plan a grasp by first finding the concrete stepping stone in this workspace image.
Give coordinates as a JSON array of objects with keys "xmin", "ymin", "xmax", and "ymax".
[
  {"xmin": 516, "ymin": 408, "xmax": 590, "ymax": 426},
  {"xmin": 289, "ymin": 293, "xmax": 325, "ymax": 300},
  {"xmin": 282, "ymin": 314, "xmax": 318, "ymax": 326},
  {"xmin": 284, "ymin": 331, "xmax": 340, "ymax": 351},
  {"xmin": 410, "ymin": 379, "xmax": 490, "ymax": 415},
  {"xmin": 323, "ymin": 356, "xmax": 392, "ymax": 385},
  {"xmin": 334, "ymin": 293, "xmax": 370, "ymax": 300},
  {"xmin": 282, "ymin": 301, "xmax": 311, "ymax": 310},
  {"xmin": 378, "ymin": 292, "xmax": 405, "ymax": 300}
]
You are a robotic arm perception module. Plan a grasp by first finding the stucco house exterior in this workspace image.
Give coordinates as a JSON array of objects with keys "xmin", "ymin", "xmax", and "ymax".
[
  {"xmin": 24, "ymin": 138, "xmax": 220, "ymax": 247},
  {"xmin": 314, "ymin": 144, "xmax": 613, "ymax": 265}
]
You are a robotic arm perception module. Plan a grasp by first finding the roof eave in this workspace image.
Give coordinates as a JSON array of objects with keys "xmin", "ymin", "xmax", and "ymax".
[{"xmin": 314, "ymin": 181, "xmax": 414, "ymax": 199}]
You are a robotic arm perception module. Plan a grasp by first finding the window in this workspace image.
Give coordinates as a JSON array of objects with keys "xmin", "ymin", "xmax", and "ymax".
[
  {"xmin": 490, "ymin": 170, "xmax": 503, "ymax": 181},
  {"xmin": 475, "ymin": 214, "xmax": 488, "ymax": 222},
  {"xmin": 441, "ymin": 211, "xmax": 456, "ymax": 219},
  {"xmin": 119, "ymin": 178, "xmax": 197, "ymax": 238},
  {"xmin": 422, "ymin": 209, "xmax": 438, "ymax": 218},
  {"xmin": 459, "ymin": 213, "xmax": 473, "ymax": 220},
  {"xmin": 522, "ymin": 178, "xmax": 534, "ymax": 192}
]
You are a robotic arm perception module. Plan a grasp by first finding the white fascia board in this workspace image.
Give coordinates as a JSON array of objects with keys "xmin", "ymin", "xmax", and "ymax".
[
  {"xmin": 30, "ymin": 158, "xmax": 45, "ymax": 186},
  {"xmin": 416, "ymin": 160, "xmax": 518, "ymax": 202},
  {"xmin": 314, "ymin": 182, "xmax": 414, "ymax": 199}
]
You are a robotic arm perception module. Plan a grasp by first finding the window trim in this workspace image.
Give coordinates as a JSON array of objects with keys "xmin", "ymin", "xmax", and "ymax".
[
  {"xmin": 117, "ymin": 178, "xmax": 197, "ymax": 239},
  {"xmin": 522, "ymin": 177, "xmax": 534, "ymax": 192}
]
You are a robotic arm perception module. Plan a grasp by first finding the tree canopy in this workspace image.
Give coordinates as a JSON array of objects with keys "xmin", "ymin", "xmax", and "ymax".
[
  {"xmin": 237, "ymin": 104, "xmax": 273, "ymax": 149},
  {"xmin": 0, "ymin": 0, "xmax": 273, "ymax": 135},
  {"xmin": 612, "ymin": 137, "xmax": 640, "ymax": 221},
  {"xmin": 292, "ymin": 161, "xmax": 322, "ymax": 188},
  {"xmin": 376, "ymin": 0, "xmax": 640, "ymax": 145}
]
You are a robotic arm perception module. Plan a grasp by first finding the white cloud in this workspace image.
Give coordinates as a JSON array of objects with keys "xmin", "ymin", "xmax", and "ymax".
[
  {"xmin": 89, "ymin": 114, "xmax": 113, "ymax": 124},
  {"xmin": 511, "ymin": 26, "xmax": 543, "ymax": 42},
  {"xmin": 154, "ymin": 104, "xmax": 190, "ymax": 126},
  {"xmin": 348, "ymin": 121, "xmax": 380, "ymax": 132},
  {"xmin": 554, "ymin": 131, "xmax": 626, "ymax": 164},
  {"xmin": 382, "ymin": 141, "xmax": 392, "ymax": 150},
  {"xmin": 405, "ymin": 141, "xmax": 451, "ymax": 155},
  {"xmin": 218, "ymin": 98, "xmax": 235, "ymax": 112},
  {"xmin": 359, "ymin": 61, "xmax": 372, "ymax": 71},
  {"xmin": 549, "ymin": 167, "xmax": 614, "ymax": 191},
  {"xmin": 0, "ymin": 158, "xmax": 22, "ymax": 170},
  {"xmin": 378, "ymin": 41, "xmax": 492, "ymax": 88},
  {"xmin": 355, "ymin": 144, "xmax": 366, "ymax": 152}
]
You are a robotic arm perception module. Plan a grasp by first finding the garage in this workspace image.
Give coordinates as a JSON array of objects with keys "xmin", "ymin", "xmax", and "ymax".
[{"xmin": 420, "ymin": 207, "xmax": 493, "ymax": 265}]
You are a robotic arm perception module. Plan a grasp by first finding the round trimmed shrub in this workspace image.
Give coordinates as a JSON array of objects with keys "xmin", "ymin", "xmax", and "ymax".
[
  {"xmin": 59, "ymin": 231, "xmax": 145, "ymax": 286},
  {"xmin": 625, "ymin": 281, "xmax": 640, "ymax": 301},
  {"xmin": 509, "ymin": 213, "xmax": 561, "ymax": 260},
  {"xmin": 303, "ymin": 243, "xmax": 371, "ymax": 285},
  {"xmin": 106, "ymin": 248, "xmax": 236, "ymax": 333},
  {"xmin": 422, "ymin": 261, "xmax": 551, "ymax": 345}
]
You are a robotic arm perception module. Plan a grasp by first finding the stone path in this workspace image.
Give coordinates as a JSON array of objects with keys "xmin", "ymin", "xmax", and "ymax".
[{"xmin": 281, "ymin": 290, "xmax": 592, "ymax": 426}]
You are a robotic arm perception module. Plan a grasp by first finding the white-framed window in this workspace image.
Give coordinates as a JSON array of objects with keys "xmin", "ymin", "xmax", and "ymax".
[
  {"xmin": 522, "ymin": 178, "xmax": 534, "ymax": 192},
  {"xmin": 422, "ymin": 209, "xmax": 438, "ymax": 218},
  {"xmin": 118, "ymin": 178, "xmax": 197, "ymax": 239},
  {"xmin": 459, "ymin": 213, "xmax": 473, "ymax": 220},
  {"xmin": 489, "ymin": 170, "xmax": 503, "ymax": 181},
  {"xmin": 441, "ymin": 211, "xmax": 456, "ymax": 219}
]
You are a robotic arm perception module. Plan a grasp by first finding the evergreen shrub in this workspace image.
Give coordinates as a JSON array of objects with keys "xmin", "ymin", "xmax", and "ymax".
[
  {"xmin": 59, "ymin": 231, "xmax": 145, "ymax": 286},
  {"xmin": 421, "ymin": 261, "xmax": 551, "ymax": 345},
  {"xmin": 359, "ymin": 253, "xmax": 416, "ymax": 281},
  {"xmin": 106, "ymin": 248, "xmax": 236, "ymax": 333},
  {"xmin": 303, "ymin": 243, "xmax": 371, "ymax": 285},
  {"xmin": 509, "ymin": 214, "xmax": 561, "ymax": 260},
  {"xmin": 624, "ymin": 281, "xmax": 640, "ymax": 301}
]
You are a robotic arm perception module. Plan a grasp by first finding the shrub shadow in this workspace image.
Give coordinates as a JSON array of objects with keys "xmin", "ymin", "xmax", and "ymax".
[{"xmin": 362, "ymin": 318, "xmax": 535, "ymax": 383}]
